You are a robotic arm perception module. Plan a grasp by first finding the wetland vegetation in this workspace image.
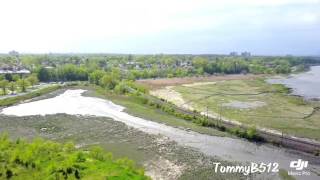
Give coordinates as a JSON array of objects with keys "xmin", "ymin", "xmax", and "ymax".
[
  {"xmin": 0, "ymin": 133, "xmax": 149, "ymax": 180},
  {"xmin": 0, "ymin": 53, "xmax": 320, "ymax": 179},
  {"xmin": 170, "ymin": 78, "xmax": 320, "ymax": 140}
]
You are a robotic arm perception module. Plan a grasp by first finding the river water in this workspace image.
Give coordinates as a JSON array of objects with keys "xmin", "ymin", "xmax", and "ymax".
[
  {"xmin": 1, "ymin": 89, "xmax": 319, "ymax": 179},
  {"xmin": 268, "ymin": 66, "xmax": 320, "ymax": 99}
]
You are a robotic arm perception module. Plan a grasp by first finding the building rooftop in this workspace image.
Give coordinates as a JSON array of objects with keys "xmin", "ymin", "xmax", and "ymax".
[{"xmin": 0, "ymin": 69, "xmax": 31, "ymax": 74}]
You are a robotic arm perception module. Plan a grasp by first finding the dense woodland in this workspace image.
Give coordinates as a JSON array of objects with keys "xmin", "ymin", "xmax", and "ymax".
[{"xmin": 0, "ymin": 53, "xmax": 319, "ymax": 94}]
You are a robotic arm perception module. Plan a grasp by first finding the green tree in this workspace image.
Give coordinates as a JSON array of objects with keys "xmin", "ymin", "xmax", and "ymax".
[
  {"xmin": 12, "ymin": 74, "xmax": 20, "ymax": 81},
  {"xmin": 89, "ymin": 70, "xmax": 105, "ymax": 85},
  {"xmin": 4, "ymin": 74, "xmax": 13, "ymax": 81},
  {"xmin": 99, "ymin": 74, "xmax": 118, "ymax": 90},
  {"xmin": 37, "ymin": 67, "xmax": 51, "ymax": 82},
  {"xmin": 114, "ymin": 81, "xmax": 130, "ymax": 94},
  {"xmin": 192, "ymin": 56, "xmax": 209, "ymax": 69},
  {"xmin": 275, "ymin": 64, "xmax": 291, "ymax": 74},
  {"xmin": 27, "ymin": 75, "xmax": 39, "ymax": 87},
  {"xmin": 8, "ymin": 81, "xmax": 17, "ymax": 95},
  {"xmin": 17, "ymin": 79, "xmax": 30, "ymax": 92},
  {"xmin": 0, "ymin": 80, "xmax": 9, "ymax": 95},
  {"xmin": 111, "ymin": 68, "xmax": 121, "ymax": 80}
]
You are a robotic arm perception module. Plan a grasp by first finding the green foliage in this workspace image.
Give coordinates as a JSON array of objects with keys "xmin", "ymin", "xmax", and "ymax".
[
  {"xmin": 114, "ymin": 81, "xmax": 130, "ymax": 94},
  {"xmin": 192, "ymin": 56, "xmax": 209, "ymax": 70},
  {"xmin": 0, "ymin": 85, "xmax": 61, "ymax": 107},
  {"xmin": 246, "ymin": 127, "xmax": 258, "ymax": 140},
  {"xmin": 2, "ymin": 54, "xmax": 317, "ymax": 84},
  {"xmin": 115, "ymin": 80, "xmax": 148, "ymax": 95},
  {"xmin": 4, "ymin": 74, "xmax": 13, "ymax": 82},
  {"xmin": 37, "ymin": 67, "xmax": 52, "ymax": 82},
  {"xmin": 275, "ymin": 64, "xmax": 291, "ymax": 74},
  {"xmin": 12, "ymin": 75, "xmax": 20, "ymax": 82},
  {"xmin": 99, "ymin": 74, "xmax": 119, "ymax": 90},
  {"xmin": 17, "ymin": 79, "xmax": 30, "ymax": 92},
  {"xmin": 271, "ymin": 84, "xmax": 291, "ymax": 94},
  {"xmin": 37, "ymin": 65, "xmax": 88, "ymax": 82},
  {"xmin": 227, "ymin": 127, "xmax": 262, "ymax": 141},
  {"xmin": 57, "ymin": 64, "xmax": 88, "ymax": 81},
  {"xmin": 8, "ymin": 82, "xmax": 17, "ymax": 95},
  {"xmin": 0, "ymin": 79, "xmax": 9, "ymax": 95},
  {"xmin": 278, "ymin": 169, "xmax": 296, "ymax": 180},
  {"xmin": 131, "ymin": 92, "xmax": 264, "ymax": 141},
  {"xmin": 89, "ymin": 70, "xmax": 105, "ymax": 85},
  {"xmin": 0, "ymin": 134, "xmax": 149, "ymax": 179},
  {"xmin": 26, "ymin": 74, "xmax": 39, "ymax": 87}
]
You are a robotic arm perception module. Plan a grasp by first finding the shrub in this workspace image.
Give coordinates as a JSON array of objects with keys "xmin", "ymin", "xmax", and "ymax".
[
  {"xmin": 0, "ymin": 85, "xmax": 61, "ymax": 107},
  {"xmin": 0, "ymin": 134, "xmax": 150, "ymax": 179},
  {"xmin": 246, "ymin": 127, "xmax": 257, "ymax": 139},
  {"xmin": 114, "ymin": 81, "xmax": 130, "ymax": 94}
]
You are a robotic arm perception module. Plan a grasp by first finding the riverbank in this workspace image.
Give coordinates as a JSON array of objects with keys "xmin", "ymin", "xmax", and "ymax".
[
  {"xmin": 147, "ymin": 76, "xmax": 320, "ymax": 153},
  {"xmin": 0, "ymin": 86, "xmax": 247, "ymax": 179},
  {"xmin": 268, "ymin": 66, "xmax": 320, "ymax": 100},
  {"xmin": 86, "ymin": 86, "xmax": 230, "ymax": 137},
  {"xmin": 1, "ymin": 85, "xmax": 320, "ymax": 179},
  {"xmin": 0, "ymin": 113, "xmax": 244, "ymax": 180}
]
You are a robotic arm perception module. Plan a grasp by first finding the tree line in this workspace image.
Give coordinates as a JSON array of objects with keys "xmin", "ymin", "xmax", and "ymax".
[
  {"xmin": 0, "ymin": 74, "xmax": 38, "ymax": 95},
  {"xmin": 1, "ymin": 53, "xmax": 319, "ymax": 86}
]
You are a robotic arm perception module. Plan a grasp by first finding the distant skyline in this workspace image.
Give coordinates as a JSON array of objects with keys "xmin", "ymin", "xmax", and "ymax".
[{"xmin": 0, "ymin": 0, "xmax": 319, "ymax": 55}]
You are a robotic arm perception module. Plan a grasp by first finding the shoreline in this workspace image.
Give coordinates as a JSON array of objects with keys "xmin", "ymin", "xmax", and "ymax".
[
  {"xmin": 148, "ymin": 75, "xmax": 320, "ymax": 155},
  {"xmin": 1, "ymin": 86, "xmax": 320, "ymax": 179},
  {"xmin": 1, "ymin": 88, "xmax": 320, "ymax": 180},
  {"xmin": 267, "ymin": 65, "xmax": 320, "ymax": 101}
]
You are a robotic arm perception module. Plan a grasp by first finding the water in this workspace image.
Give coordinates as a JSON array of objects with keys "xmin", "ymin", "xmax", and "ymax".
[
  {"xmin": 268, "ymin": 66, "xmax": 320, "ymax": 99},
  {"xmin": 1, "ymin": 89, "xmax": 319, "ymax": 179}
]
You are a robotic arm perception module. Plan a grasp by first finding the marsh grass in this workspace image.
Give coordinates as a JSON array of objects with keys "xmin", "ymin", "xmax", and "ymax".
[
  {"xmin": 174, "ymin": 79, "xmax": 320, "ymax": 140},
  {"xmin": 0, "ymin": 133, "xmax": 149, "ymax": 179}
]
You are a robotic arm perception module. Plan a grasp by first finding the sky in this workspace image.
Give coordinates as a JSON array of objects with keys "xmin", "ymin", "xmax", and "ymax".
[{"xmin": 0, "ymin": 0, "xmax": 319, "ymax": 55}]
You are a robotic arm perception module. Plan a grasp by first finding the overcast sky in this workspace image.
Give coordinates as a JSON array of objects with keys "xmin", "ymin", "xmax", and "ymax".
[{"xmin": 0, "ymin": 0, "xmax": 319, "ymax": 55}]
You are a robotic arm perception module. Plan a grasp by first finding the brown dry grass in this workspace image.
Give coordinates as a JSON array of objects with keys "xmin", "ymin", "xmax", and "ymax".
[{"xmin": 137, "ymin": 74, "xmax": 264, "ymax": 89}]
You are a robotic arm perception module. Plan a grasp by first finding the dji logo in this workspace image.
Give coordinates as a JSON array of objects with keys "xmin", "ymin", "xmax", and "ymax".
[{"xmin": 290, "ymin": 159, "xmax": 308, "ymax": 170}]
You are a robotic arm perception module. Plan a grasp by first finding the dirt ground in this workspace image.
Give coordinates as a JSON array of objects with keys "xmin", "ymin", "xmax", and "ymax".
[
  {"xmin": 137, "ymin": 74, "xmax": 263, "ymax": 89},
  {"xmin": 0, "ymin": 114, "xmax": 247, "ymax": 180},
  {"xmin": 150, "ymin": 86, "xmax": 195, "ymax": 111},
  {"xmin": 0, "ymin": 87, "xmax": 289, "ymax": 180}
]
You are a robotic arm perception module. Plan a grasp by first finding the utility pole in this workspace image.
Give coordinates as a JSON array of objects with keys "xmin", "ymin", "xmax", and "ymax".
[
  {"xmin": 220, "ymin": 103, "xmax": 222, "ymax": 122},
  {"xmin": 206, "ymin": 106, "xmax": 208, "ymax": 119},
  {"xmin": 281, "ymin": 131, "xmax": 284, "ymax": 146},
  {"xmin": 218, "ymin": 99, "xmax": 224, "ymax": 127}
]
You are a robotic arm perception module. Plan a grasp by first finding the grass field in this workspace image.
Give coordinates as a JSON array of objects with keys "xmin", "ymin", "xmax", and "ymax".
[
  {"xmin": 0, "ymin": 85, "xmax": 61, "ymax": 107},
  {"xmin": 153, "ymin": 78, "xmax": 320, "ymax": 141},
  {"xmin": 85, "ymin": 86, "xmax": 229, "ymax": 137}
]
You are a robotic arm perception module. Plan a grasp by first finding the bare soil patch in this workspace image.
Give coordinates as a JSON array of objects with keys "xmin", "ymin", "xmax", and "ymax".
[
  {"xmin": 222, "ymin": 100, "xmax": 267, "ymax": 109},
  {"xmin": 150, "ymin": 86, "xmax": 194, "ymax": 111}
]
